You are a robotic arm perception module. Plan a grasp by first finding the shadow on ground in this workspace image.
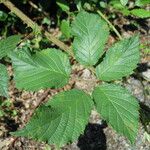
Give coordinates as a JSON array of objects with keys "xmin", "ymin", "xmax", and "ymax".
[{"xmin": 77, "ymin": 123, "xmax": 107, "ymax": 150}]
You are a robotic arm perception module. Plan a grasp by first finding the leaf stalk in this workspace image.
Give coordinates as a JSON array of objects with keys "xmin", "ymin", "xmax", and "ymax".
[{"xmin": 97, "ymin": 10, "xmax": 123, "ymax": 40}]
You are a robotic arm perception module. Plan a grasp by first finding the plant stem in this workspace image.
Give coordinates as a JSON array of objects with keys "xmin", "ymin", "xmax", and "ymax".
[
  {"xmin": 55, "ymin": 145, "xmax": 60, "ymax": 150},
  {"xmin": 2, "ymin": 0, "xmax": 74, "ymax": 57},
  {"xmin": 2, "ymin": 0, "xmax": 97, "ymax": 74},
  {"xmin": 97, "ymin": 10, "xmax": 123, "ymax": 40}
]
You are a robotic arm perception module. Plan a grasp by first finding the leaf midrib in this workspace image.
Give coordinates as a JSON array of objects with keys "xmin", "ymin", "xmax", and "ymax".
[
  {"xmin": 98, "ymin": 41, "xmax": 137, "ymax": 76},
  {"xmin": 98, "ymin": 88, "xmax": 137, "ymax": 134}
]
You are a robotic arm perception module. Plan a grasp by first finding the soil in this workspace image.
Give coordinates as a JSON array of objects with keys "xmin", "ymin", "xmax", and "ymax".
[{"xmin": 0, "ymin": 1, "xmax": 150, "ymax": 150}]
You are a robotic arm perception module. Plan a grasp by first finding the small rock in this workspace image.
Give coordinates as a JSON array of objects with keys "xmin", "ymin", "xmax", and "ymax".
[
  {"xmin": 81, "ymin": 69, "xmax": 91, "ymax": 79},
  {"xmin": 21, "ymin": 92, "xmax": 31, "ymax": 100},
  {"xmin": 142, "ymin": 69, "xmax": 150, "ymax": 81},
  {"xmin": 125, "ymin": 77, "xmax": 145, "ymax": 102}
]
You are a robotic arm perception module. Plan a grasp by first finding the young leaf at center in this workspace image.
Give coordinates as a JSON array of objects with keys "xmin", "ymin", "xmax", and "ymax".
[
  {"xmin": 92, "ymin": 83, "xmax": 139, "ymax": 143},
  {"xmin": 61, "ymin": 19, "xmax": 71, "ymax": 38},
  {"xmin": 72, "ymin": 11, "xmax": 109, "ymax": 66},
  {"xmin": 12, "ymin": 89, "xmax": 93, "ymax": 147},
  {"xmin": 10, "ymin": 49, "xmax": 71, "ymax": 91}
]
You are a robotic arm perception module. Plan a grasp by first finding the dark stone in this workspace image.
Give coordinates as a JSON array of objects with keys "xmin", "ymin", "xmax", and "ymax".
[{"xmin": 3, "ymin": 117, "xmax": 19, "ymax": 132}]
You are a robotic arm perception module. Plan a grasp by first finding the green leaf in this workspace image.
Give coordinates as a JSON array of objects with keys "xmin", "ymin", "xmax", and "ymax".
[
  {"xmin": 0, "ymin": 10, "xmax": 8, "ymax": 21},
  {"xmin": 92, "ymin": 83, "xmax": 139, "ymax": 143},
  {"xmin": 0, "ymin": 35, "xmax": 21, "ymax": 59},
  {"xmin": 72, "ymin": 11, "xmax": 109, "ymax": 66},
  {"xmin": 12, "ymin": 89, "xmax": 93, "ymax": 146},
  {"xmin": 109, "ymin": 0, "xmax": 130, "ymax": 16},
  {"xmin": 135, "ymin": 0, "xmax": 150, "ymax": 7},
  {"xmin": 130, "ymin": 9, "xmax": 150, "ymax": 18},
  {"xmin": 56, "ymin": 0, "xmax": 69, "ymax": 12},
  {"xmin": 10, "ymin": 49, "xmax": 71, "ymax": 91},
  {"xmin": 0, "ymin": 64, "xmax": 9, "ymax": 97},
  {"xmin": 96, "ymin": 35, "xmax": 140, "ymax": 81},
  {"xmin": 120, "ymin": 0, "xmax": 128, "ymax": 6},
  {"xmin": 60, "ymin": 20, "xmax": 71, "ymax": 38},
  {"xmin": 42, "ymin": 17, "xmax": 51, "ymax": 25},
  {"xmin": 74, "ymin": 0, "xmax": 84, "ymax": 11}
]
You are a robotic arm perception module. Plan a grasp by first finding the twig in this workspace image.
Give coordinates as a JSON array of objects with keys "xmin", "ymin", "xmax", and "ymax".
[
  {"xmin": 2, "ymin": 0, "xmax": 74, "ymax": 57},
  {"xmin": 2, "ymin": 0, "xmax": 97, "ymax": 75},
  {"xmin": 97, "ymin": 10, "xmax": 123, "ymax": 40},
  {"xmin": 28, "ymin": 1, "xmax": 48, "ymax": 17},
  {"xmin": 28, "ymin": 1, "xmax": 40, "ymax": 11}
]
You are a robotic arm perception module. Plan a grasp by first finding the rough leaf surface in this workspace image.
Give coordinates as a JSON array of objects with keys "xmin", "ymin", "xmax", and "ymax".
[
  {"xmin": 12, "ymin": 89, "xmax": 93, "ymax": 146},
  {"xmin": 11, "ymin": 49, "xmax": 71, "ymax": 91},
  {"xmin": 96, "ymin": 35, "xmax": 140, "ymax": 81},
  {"xmin": 72, "ymin": 11, "xmax": 109, "ymax": 66},
  {"xmin": 0, "ymin": 35, "xmax": 21, "ymax": 59},
  {"xmin": 93, "ymin": 83, "xmax": 139, "ymax": 143},
  {"xmin": 0, "ymin": 64, "xmax": 9, "ymax": 97},
  {"xmin": 120, "ymin": 0, "xmax": 128, "ymax": 6},
  {"xmin": 131, "ymin": 9, "xmax": 150, "ymax": 18}
]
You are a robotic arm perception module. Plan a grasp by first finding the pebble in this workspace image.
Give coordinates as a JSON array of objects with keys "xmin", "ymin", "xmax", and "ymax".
[
  {"xmin": 125, "ymin": 77, "xmax": 145, "ymax": 102},
  {"xmin": 81, "ymin": 69, "xmax": 91, "ymax": 79},
  {"xmin": 141, "ymin": 62, "xmax": 150, "ymax": 81},
  {"xmin": 142, "ymin": 70, "xmax": 150, "ymax": 81}
]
